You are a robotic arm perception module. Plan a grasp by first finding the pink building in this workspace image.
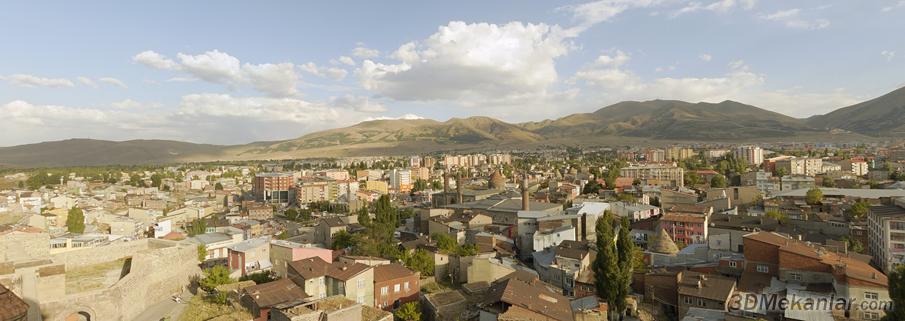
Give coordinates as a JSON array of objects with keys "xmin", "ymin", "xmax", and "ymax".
[
  {"xmin": 270, "ymin": 240, "xmax": 334, "ymax": 278},
  {"xmin": 660, "ymin": 204, "xmax": 713, "ymax": 246}
]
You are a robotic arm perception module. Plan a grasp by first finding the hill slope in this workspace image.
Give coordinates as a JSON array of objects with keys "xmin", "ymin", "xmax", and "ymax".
[
  {"xmin": 0, "ymin": 139, "xmax": 226, "ymax": 167},
  {"xmin": 807, "ymin": 86, "xmax": 905, "ymax": 136},
  {"xmin": 525, "ymin": 100, "xmax": 813, "ymax": 140}
]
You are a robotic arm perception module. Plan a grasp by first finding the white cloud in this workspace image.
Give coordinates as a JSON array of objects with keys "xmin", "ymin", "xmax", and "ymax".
[
  {"xmin": 699, "ymin": 53, "xmax": 713, "ymax": 62},
  {"xmin": 561, "ymin": 0, "xmax": 663, "ymax": 34},
  {"xmin": 338, "ymin": 56, "xmax": 356, "ymax": 66},
  {"xmin": 299, "ymin": 62, "xmax": 348, "ymax": 81},
  {"xmin": 883, "ymin": 1, "xmax": 905, "ymax": 12},
  {"xmin": 881, "ymin": 50, "xmax": 896, "ymax": 61},
  {"xmin": 133, "ymin": 50, "xmax": 301, "ymax": 97},
  {"xmin": 99, "ymin": 77, "xmax": 128, "ymax": 89},
  {"xmin": 761, "ymin": 9, "xmax": 830, "ymax": 30},
  {"xmin": 132, "ymin": 50, "xmax": 180, "ymax": 70},
  {"xmin": 329, "ymin": 95, "xmax": 387, "ymax": 113},
  {"xmin": 364, "ymin": 114, "xmax": 425, "ymax": 121},
  {"xmin": 1, "ymin": 74, "xmax": 75, "ymax": 88},
  {"xmin": 359, "ymin": 21, "xmax": 571, "ymax": 103},
  {"xmin": 673, "ymin": 0, "xmax": 757, "ymax": 16},
  {"xmin": 352, "ymin": 46, "xmax": 380, "ymax": 59},
  {"xmin": 78, "ymin": 76, "xmax": 98, "ymax": 88},
  {"xmin": 574, "ymin": 52, "xmax": 858, "ymax": 117}
]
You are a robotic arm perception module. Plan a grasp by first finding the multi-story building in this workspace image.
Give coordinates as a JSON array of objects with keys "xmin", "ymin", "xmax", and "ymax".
[
  {"xmin": 295, "ymin": 177, "xmax": 338, "ymax": 204},
  {"xmin": 868, "ymin": 204, "xmax": 905, "ymax": 274},
  {"xmin": 775, "ymin": 157, "xmax": 823, "ymax": 176},
  {"xmin": 227, "ymin": 236, "xmax": 271, "ymax": 278},
  {"xmin": 620, "ymin": 164, "xmax": 684, "ymax": 187},
  {"xmin": 390, "ymin": 169, "xmax": 412, "ymax": 192},
  {"xmin": 253, "ymin": 172, "xmax": 294, "ymax": 204},
  {"xmin": 644, "ymin": 149, "xmax": 666, "ymax": 162},
  {"xmin": 288, "ymin": 257, "xmax": 375, "ymax": 305},
  {"xmin": 734, "ymin": 145, "xmax": 764, "ymax": 166},
  {"xmin": 666, "ymin": 147, "xmax": 695, "ymax": 161},
  {"xmin": 660, "ymin": 205, "xmax": 712, "ymax": 245},
  {"xmin": 373, "ymin": 264, "xmax": 420, "ymax": 310},
  {"xmin": 744, "ymin": 231, "xmax": 889, "ymax": 321},
  {"xmin": 842, "ymin": 160, "xmax": 870, "ymax": 177},
  {"xmin": 318, "ymin": 169, "xmax": 350, "ymax": 181}
]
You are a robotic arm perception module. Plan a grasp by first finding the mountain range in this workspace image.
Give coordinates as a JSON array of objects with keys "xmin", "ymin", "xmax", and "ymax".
[{"xmin": 2, "ymin": 86, "xmax": 905, "ymax": 168}]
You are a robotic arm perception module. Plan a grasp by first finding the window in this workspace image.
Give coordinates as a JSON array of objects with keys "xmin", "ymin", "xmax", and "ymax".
[
  {"xmin": 698, "ymin": 298, "xmax": 705, "ymax": 306},
  {"xmin": 684, "ymin": 296, "xmax": 692, "ymax": 304},
  {"xmin": 790, "ymin": 273, "xmax": 802, "ymax": 281},
  {"xmin": 865, "ymin": 292, "xmax": 879, "ymax": 300},
  {"xmin": 381, "ymin": 286, "xmax": 388, "ymax": 295},
  {"xmin": 358, "ymin": 279, "xmax": 365, "ymax": 289},
  {"xmin": 404, "ymin": 282, "xmax": 410, "ymax": 291},
  {"xmin": 394, "ymin": 284, "xmax": 401, "ymax": 293},
  {"xmin": 357, "ymin": 295, "xmax": 364, "ymax": 304},
  {"xmin": 728, "ymin": 261, "xmax": 737, "ymax": 268},
  {"xmin": 756, "ymin": 265, "xmax": 769, "ymax": 273},
  {"xmin": 864, "ymin": 311, "xmax": 880, "ymax": 320}
]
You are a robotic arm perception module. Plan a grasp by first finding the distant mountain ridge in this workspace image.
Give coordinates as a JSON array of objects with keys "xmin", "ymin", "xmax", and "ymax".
[{"xmin": 2, "ymin": 86, "xmax": 904, "ymax": 168}]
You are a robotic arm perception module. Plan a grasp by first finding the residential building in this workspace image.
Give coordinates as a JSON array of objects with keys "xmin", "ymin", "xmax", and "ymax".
[
  {"xmin": 480, "ymin": 271, "xmax": 574, "ymax": 321},
  {"xmin": 270, "ymin": 240, "xmax": 333, "ymax": 278},
  {"xmin": 620, "ymin": 164, "xmax": 684, "ymax": 187},
  {"xmin": 240, "ymin": 278, "xmax": 309, "ymax": 321},
  {"xmin": 288, "ymin": 257, "xmax": 375, "ymax": 306},
  {"xmin": 373, "ymin": 263, "xmax": 419, "ymax": 310},
  {"xmin": 228, "ymin": 236, "xmax": 272, "ymax": 278},
  {"xmin": 734, "ymin": 145, "xmax": 764, "ymax": 166},
  {"xmin": 660, "ymin": 205, "xmax": 712, "ymax": 245},
  {"xmin": 254, "ymin": 172, "xmax": 294, "ymax": 204},
  {"xmin": 676, "ymin": 271, "xmax": 737, "ymax": 318},
  {"xmin": 775, "ymin": 157, "xmax": 823, "ymax": 176},
  {"xmin": 868, "ymin": 204, "xmax": 905, "ymax": 274}
]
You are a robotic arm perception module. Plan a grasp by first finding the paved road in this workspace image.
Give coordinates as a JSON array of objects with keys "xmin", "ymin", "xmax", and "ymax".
[{"xmin": 132, "ymin": 293, "xmax": 190, "ymax": 321}]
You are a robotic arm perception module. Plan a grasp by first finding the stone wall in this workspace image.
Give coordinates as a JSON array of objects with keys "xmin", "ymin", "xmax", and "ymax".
[{"xmin": 16, "ymin": 238, "xmax": 201, "ymax": 321}]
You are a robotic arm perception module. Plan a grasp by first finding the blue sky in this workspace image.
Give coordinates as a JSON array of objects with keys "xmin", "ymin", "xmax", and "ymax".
[{"xmin": 1, "ymin": 0, "xmax": 903, "ymax": 146}]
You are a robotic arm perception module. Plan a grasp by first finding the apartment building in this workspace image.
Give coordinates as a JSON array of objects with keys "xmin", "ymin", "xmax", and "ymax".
[
  {"xmin": 775, "ymin": 157, "xmax": 823, "ymax": 176},
  {"xmin": 868, "ymin": 204, "xmax": 905, "ymax": 274},
  {"xmin": 620, "ymin": 164, "xmax": 685, "ymax": 187},
  {"xmin": 253, "ymin": 172, "xmax": 294, "ymax": 204},
  {"xmin": 288, "ymin": 257, "xmax": 375, "ymax": 306},
  {"xmin": 373, "ymin": 264, "xmax": 420, "ymax": 310},
  {"xmin": 735, "ymin": 145, "xmax": 764, "ymax": 166}
]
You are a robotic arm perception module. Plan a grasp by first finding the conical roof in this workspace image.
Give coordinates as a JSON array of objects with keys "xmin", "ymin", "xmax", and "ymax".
[
  {"xmin": 489, "ymin": 170, "xmax": 507, "ymax": 189},
  {"xmin": 650, "ymin": 228, "xmax": 680, "ymax": 255}
]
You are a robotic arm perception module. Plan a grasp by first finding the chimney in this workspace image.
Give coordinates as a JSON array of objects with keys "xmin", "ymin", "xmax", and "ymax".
[{"xmin": 521, "ymin": 173, "xmax": 530, "ymax": 211}]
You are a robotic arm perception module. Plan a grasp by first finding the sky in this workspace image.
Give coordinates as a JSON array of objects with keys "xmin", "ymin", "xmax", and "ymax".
[{"xmin": 1, "ymin": 0, "xmax": 904, "ymax": 146}]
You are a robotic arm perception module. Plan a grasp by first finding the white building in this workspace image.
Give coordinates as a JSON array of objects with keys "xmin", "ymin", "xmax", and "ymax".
[{"xmin": 735, "ymin": 145, "xmax": 764, "ymax": 166}]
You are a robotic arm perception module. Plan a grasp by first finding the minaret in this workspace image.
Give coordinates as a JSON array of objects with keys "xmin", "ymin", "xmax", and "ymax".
[
  {"xmin": 521, "ymin": 172, "xmax": 530, "ymax": 211},
  {"xmin": 456, "ymin": 171, "xmax": 463, "ymax": 204},
  {"xmin": 443, "ymin": 172, "xmax": 451, "ymax": 205}
]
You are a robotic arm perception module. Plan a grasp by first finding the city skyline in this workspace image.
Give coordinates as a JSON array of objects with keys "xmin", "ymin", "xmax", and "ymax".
[{"xmin": 1, "ymin": 0, "xmax": 904, "ymax": 146}]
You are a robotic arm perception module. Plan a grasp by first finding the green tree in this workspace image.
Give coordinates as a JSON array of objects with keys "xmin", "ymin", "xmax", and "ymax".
[
  {"xmin": 822, "ymin": 176, "xmax": 836, "ymax": 188},
  {"xmin": 197, "ymin": 244, "xmax": 208, "ymax": 262},
  {"xmin": 592, "ymin": 211, "xmax": 633, "ymax": 318},
  {"xmin": 214, "ymin": 182, "xmax": 224, "ymax": 190},
  {"xmin": 66, "ymin": 207, "xmax": 86, "ymax": 234},
  {"xmin": 150, "ymin": 173, "xmax": 163, "ymax": 188},
  {"xmin": 883, "ymin": 265, "xmax": 905, "ymax": 320},
  {"xmin": 710, "ymin": 174, "xmax": 728, "ymax": 188},
  {"xmin": 583, "ymin": 180, "xmax": 603, "ymax": 194},
  {"xmin": 357, "ymin": 206, "xmax": 371, "ymax": 226},
  {"xmin": 188, "ymin": 218, "xmax": 207, "ymax": 236},
  {"xmin": 332, "ymin": 230, "xmax": 356, "ymax": 250},
  {"xmin": 806, "ymin": 187, "xmax": 823, "ymax": 205},
  {"xmin": 395, "ymin": 302, "xmax": 422, "ymax": 321},
  {"xmin": 765, "ymin": 210, "xmax": 787, "ymax": 224},
  {"xmin": 412, "ymin": 179, "xmax": 428, "ymax": 192},
  {"xmin": 285, "ymin": 208, "xmax": 300, "ymax": 221},
  {"xmin": 401, "ymin": 249, "xmax": 435, "ymax": 277},
  {"xmin": 199, "ymin": 265, "xmax": 234, "ymax": 291},
  {"xmin": 848, "ymin": 200, "xmax": 870, "ymax": 221},
  {"xmin": 684, "ymin": 172, "xmax": 701, "ymax": 186}
]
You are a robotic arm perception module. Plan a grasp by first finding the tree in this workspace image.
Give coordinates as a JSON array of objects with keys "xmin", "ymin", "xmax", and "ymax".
[
  {"xmin": 214, "ymin": 182, "xmax": 224, "ymax": 190},
  {"xmin": 848, "ymin": 200, "xmax": 870, "ymax": 221},
  {"xmin": 710, "ymin": 174, "xmax": 728, "ymax": 188},
  {"xmin": 197, "ymin": 244, "xmax": 208, "ymax": 262},
  {"xmin": 188, "ymin": 218, "xmax": 207, "ymax": 236},
  {"xmin": 412, "ymin": 179, "xmax": 429, "ymax": 192},
  {"xmin": 401, "ymin": 249, "xmax": 435, "ymax": 277},
  {"xmin": 395, "ymin": 302, "xmax": 422, "ymax": 321},
  {"xmin": 883, "ymin": 265, "xmax": 905, "ymax": 321},
  {"xmin": 332, "ymin": 230, "xmax": 356, "ymax": 250},
  {"xmin": 592, "ymin": 211, "xmax": 633, "ymax": 318},
  {"xmin": 805, "ymin": 187, "xmax": 823, "ymax": 205},
  {"xmin": 765, "ymin": 210, "xmax": 787, "ymax": 224},
  {"xmin": 285, "ymin": 208, "xmax": 300, "ymax": 221},
  {"xmin": 199, "ymin": 265, "xmax": 234, "ymax": 291},
  {"xmin": 582, "ymin": 180, "xmax": 603, "ymax": 194},
  {"xmin": 150, "ymin": 173, "xmax": 163, "ymax": 188},
  {"xmin": 357, "ymin": 206, "xmax": 371, "ymax": 226},
  {"xmin": 66, "ymin": 207, "xmax": 86, "ymax": 234},
  {"xmin": 684, "ymin": 172, "xmax": 701, "ymax": 186}
]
